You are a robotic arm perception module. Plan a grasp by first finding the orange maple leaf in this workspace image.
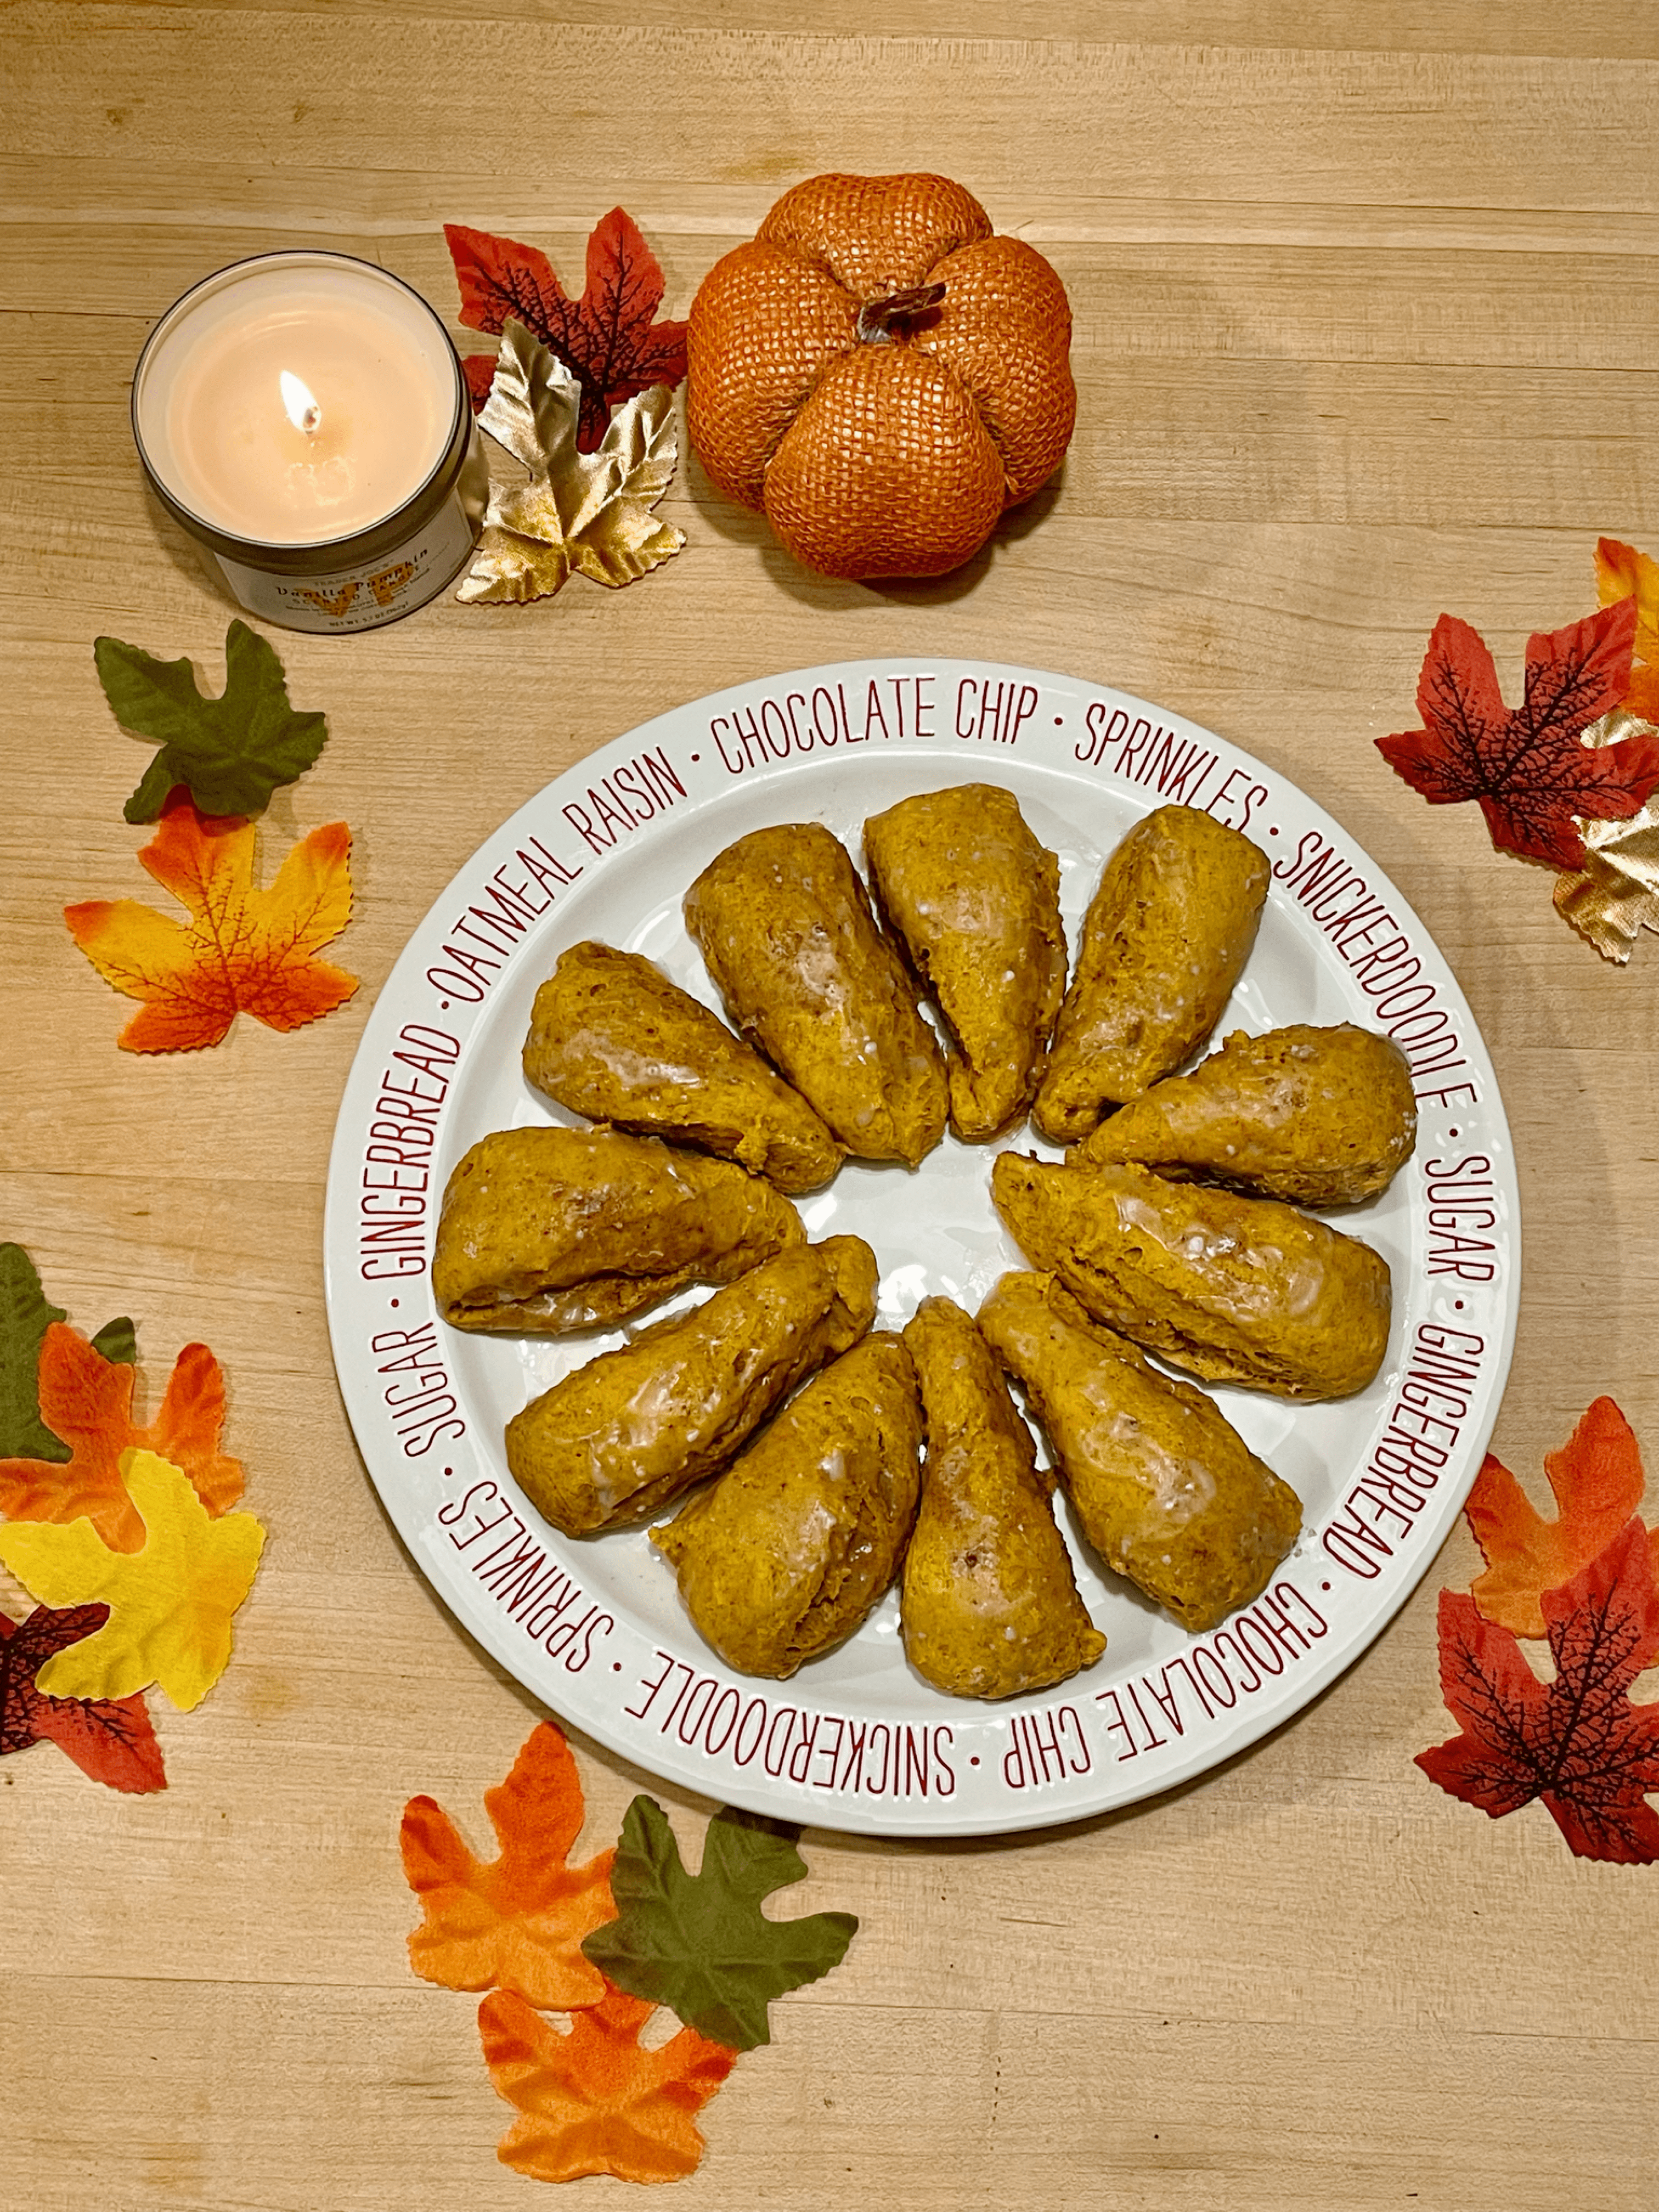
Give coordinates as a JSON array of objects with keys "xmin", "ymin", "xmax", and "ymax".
[
  {"xmin": 64, "ymin": 790, "xmax": 357, "ymax": 1053},
  {"xmin": 401, "ymin": 1722, "xmax": 618, "ymax": 2009},
  {"xmin": 1597, "ymin": 536, "xmax": 1659, "ymax": 723},
  {"xmin": 478, "ymin": 1980, "xmax": 737, "ymax": 2185},
  {"xmin": 0, "ymin": 1322, "xmax": 244, "ymax": 1553},
  {"xmin": 1467, "ymin": 1396, "xmax": 1659, "ymax": 1638}
]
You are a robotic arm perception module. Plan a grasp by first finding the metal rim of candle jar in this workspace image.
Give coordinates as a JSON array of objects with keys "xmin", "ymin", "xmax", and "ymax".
[{"xmin": 131, "ymin": 250, "xmax": 474, "ymax": 576}]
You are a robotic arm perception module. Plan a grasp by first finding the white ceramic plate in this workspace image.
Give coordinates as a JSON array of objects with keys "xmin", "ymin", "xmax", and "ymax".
[{"xmin": 324, "ymin": 657, "xmax": 1519, "ymax": 1837}]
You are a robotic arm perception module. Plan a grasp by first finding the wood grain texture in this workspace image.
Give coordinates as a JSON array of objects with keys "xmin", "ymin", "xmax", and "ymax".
[{"xmin": 2, "ymin": 3, "xmax": 1657, "ymax": 2208}]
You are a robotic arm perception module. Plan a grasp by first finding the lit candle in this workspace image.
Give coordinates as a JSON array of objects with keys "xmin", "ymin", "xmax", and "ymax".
[{"xmin": 132, "ymin": 252, "xmax": 486, "ymax": 634}]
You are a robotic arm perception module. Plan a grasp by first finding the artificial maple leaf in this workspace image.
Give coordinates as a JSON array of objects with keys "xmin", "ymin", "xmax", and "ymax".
[
  {"xmin": 1376, "ymin": 600, "xmax": 1659, "ymax": 868},
  {"xmin": 478, "ymin": 1980, "xmax": 736, "ymax": 2186},
  {"xmin": 0, "ymin": 1602, "xmax": 165, "ymax": 1794},
  {"xmin": 0, "ymin": 1244, "xmax": 70, "ymax": 1461},
  {"xmin": 1468, "ymin": 1397, "xmax": 1659, "ymax": 1637},
  {"xmin": 401, "ymin": 1720, "xmax": 617, "ymax": 2008},
  {"xmin": 1596, "ymin": 536, "xmax": 1659, "ymax": 723},
  {"xmin": 461, "ymin": 353, "xmax": 498, "ymax": 412},
  {"xmin": 1556, "ymin": 848, "xmax": 1659, "ymax": 961},
  {"xmin": 1417, "ymin": 1518, "xmax": 1659, "ymax": 1863},
  {"xmin": 64, "ymin": 789, "xmax": 357, "ymax": 1052},
  {"xmin": 444, "ymin": 211, "xmax": 687, "ymax": 452},
  {"xmin": 95, "ymin": 620, "xmax": 329, "ymax": 824},
  {"xmin": 456, "ymin": 321, "xmax": 684, "ymax": 607},
  {"xmin": 0, "ymin": 1321, "xmax": 244, "ymax": 1551},
  {"xmin": 89, "ymin": 1316, "xmax": 137, "ymax": 1365},
  {"xmin": 1553, "ymin": 746, "xmax": 1659, "ymax": 962},
  {"xmin": 0, "ymin": 1448, "xmax": 265, "ymax": 1710},
  {"xmin": 582, "ymin": 1798, "xmax": 857, "ymax": 2052}
]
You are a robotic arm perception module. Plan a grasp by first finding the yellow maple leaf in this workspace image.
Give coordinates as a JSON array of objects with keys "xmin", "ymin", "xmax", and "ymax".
[
  {"xmin": 1596, "ymin": 536, "xmax": 1659, "ymax": 722},
  {"xmin": 65, "ymin": 791, "xmax": 357, "ymax": 1053},
  {"xmin": 0, "ymin": 1448, "xmax": 266, "ymax": 1708}
]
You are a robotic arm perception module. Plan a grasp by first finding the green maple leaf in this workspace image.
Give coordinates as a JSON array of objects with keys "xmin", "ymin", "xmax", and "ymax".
[
  {"xmin": 0, "ymin": 1244, "xmax": 70, "ymax": 1460},
  {"xmin": 88, "ymin": 1317, "xmax": 137, "ymax": 1365},
  {"xmin": 95, "ymin": 620, "xmax": 329, "ymax": 823},
  {"xmin": 582, "ymin": 1798, "xmax": 858, "ymax": 2051},
  {"xmin": 0, "ymin": 1248, "xmax": 136, "ymax": 1459}
]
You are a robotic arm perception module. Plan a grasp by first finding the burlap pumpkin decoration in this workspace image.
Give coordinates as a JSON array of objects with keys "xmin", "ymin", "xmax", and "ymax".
[{"xmin": 687, "ymin": 173, "xmax": 1075, "ymax": 581}]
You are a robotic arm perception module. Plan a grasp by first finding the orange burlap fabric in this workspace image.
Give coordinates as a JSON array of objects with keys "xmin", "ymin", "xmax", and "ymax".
[{"xmin": 687, "ymin": 173, "xmax": 1075, "ymax": 581}]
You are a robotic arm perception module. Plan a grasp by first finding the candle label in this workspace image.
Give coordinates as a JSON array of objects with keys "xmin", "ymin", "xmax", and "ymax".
[{"xmin": 213, "ymin": 489, "xmax": 478, "ymax": 634}]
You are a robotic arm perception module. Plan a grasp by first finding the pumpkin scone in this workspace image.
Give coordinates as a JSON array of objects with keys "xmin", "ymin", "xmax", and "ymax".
[
  {"xmin": 651, "ymin": 1334, "xmax": 923, "ymax": 1679},
  {"xmin": 992, "ymin": 1154, "xmax": 1392, "ymax": 1400},
  {"xmin": 684, "ymin": 821, "xmax": 948, "ymax": 1166},
  {"xmin": 978, "ymin": 1272, "xmax": 1302, "ymax": 1633},
  {"xmin": 900, "ymin": 1296, "xmax": 1104, "ymax": 1698},
  {"xmin": 864, "ymin": 784, "xmax": 1067, "ymax": 1140},
  {"xmin": 432, "ymin": 1126, "xmax": 802, "ymax": 1334},
  {"xmin": 1034, "ymin": 804, "xmax": 1269, "ymax": 1143},
  {"xmin": 505, "ymin": 1237, "xmax": 878, "ymax": 1536},
  {"xmin": 1077, "ymin": 1023, "xmax": 1418, "ymax": 1205},
  {"xmin": 523, "ymin": 941, "xmax": 843, "ymax": 1194}
]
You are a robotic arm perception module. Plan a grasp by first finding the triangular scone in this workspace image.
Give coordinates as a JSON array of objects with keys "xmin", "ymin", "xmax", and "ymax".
[
  {"xmin": 1034, "ymin": 803, "xmax": 1268, "ymax": 1143},
  {"xmin": 1078, "ymin": 1023, "xmax": 1417, "ymax": 1205},
  {"xmin": 432, "ymin": 1126, "xmax": 802, "ymax": 1334},
  {"xmin": 992, "ymin": 1153, "xmax": 1391, "ymax": 1400},
  {"xmin": 978, "ymin": 1271, "xmax": 1301, "ymax": 1633},
  {"xmin": 523, "ymin": 941, "xmax": 842, "ymax": 1193},
  {"xmin": 684, "ymin": 822, "xmax": 947, "ymax": 1166},
  {"xmin": 865, "ymin": 784, "xmax": 1066, "ymax": 1140},
  {"xmin": 900, "ymin": 1295, "xmax": 1104, "ymax": 1697},
  {"xmin": 507, "ymin": 1237, "xmax": 877, "ymax": 1534},
  {"xmin": 652, "ymin": 1334, "xmax": 922, "ymax": 1678}
]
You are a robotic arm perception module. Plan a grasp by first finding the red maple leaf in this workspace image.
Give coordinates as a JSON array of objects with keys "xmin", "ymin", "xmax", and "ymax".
[
  {"xmin": 444, "ymin": 212, "xmax": 687, "ymax": 451},
  {"xmin": 1376, "ymin": 599, "xmax": 1659, "ymax": 867},
  {"xmin": 1466, "ymin": 1396, "xmax": 1659, "ymax": 1639},
  {"xmin": 0, "ymin": 1602, "xmax": 166, "ymax": 1794},
  {"xmin": 1417, "ymin": 1518, "xmax": 1659, "ymax": 1863},
  {"xmin": 460, "ymin": 353, "xmax": 498, "ymax": 413}
]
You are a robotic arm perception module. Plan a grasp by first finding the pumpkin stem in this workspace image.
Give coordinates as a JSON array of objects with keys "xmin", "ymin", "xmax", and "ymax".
[{"xmin": 857, "ymin": 281, "xmax": 946, "ymax": 343}]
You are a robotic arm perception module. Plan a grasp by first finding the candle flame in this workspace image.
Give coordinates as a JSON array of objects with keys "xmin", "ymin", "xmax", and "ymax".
[{"xmin": 279, "ymin": 370, "xmax": 322, "ymax": 436}]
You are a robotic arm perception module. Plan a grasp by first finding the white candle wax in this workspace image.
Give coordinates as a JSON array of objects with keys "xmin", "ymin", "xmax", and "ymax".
[{"xmin": 134, "ymin": 256, "xmax": 458, "ymax": 546}]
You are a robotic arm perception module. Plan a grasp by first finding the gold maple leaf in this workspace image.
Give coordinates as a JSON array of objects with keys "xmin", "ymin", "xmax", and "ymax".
[
  {"xmin": 457, "ymin": 319, "xmax": 685, "ymax": 606},
  {"xmin": 1555, "ymin": 706, "xmax": 1659, "ymax": 962}
]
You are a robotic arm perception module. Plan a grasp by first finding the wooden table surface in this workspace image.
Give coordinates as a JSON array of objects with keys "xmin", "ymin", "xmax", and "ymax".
[{"xmin": 3, "ymin": 5, "xmax": 1656, "ymax": 2208}]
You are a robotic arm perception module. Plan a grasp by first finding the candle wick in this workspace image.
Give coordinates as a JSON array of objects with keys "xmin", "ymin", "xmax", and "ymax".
[{"xmin": 279, "ymin": 369, "xmax": 323, "ymax": 438}]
